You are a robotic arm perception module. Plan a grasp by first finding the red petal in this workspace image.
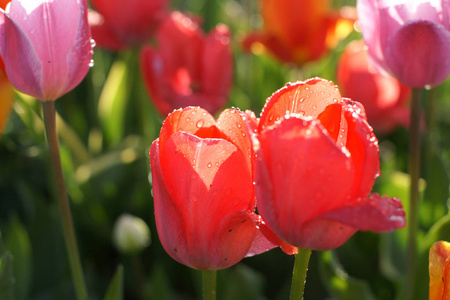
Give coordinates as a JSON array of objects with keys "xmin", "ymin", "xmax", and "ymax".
[
  {"xmin": 342, "ymin": 99, "xmax": 380, "ymax": 199},
  {"xmin": 216, "ymin": 108, "xmax": 256, "ymax": 177},
  {"xmin": 259, "ymin": 78, "xmax": 342, "ymax": 131},
  {"xmin": 256, "ymin": 117, "xmax": 354, "ymax": 247},
  {"xmin": 297, "ymin": 218, "xmax": 357, "ymax": 251},
  {"xmin": 208, "ymin": 211, "xmax": 257, "ymax": 270},
  {"xmin": 320, "ymin": 193, "xmax": 406, "ymax": 232},
  {"xmin": 158, "ymin": 107, "xmax": 216, "ymax": 153},
  {"xmin": 159, "ymin": 132, "xmax": 254, "ymax": 265},
  {"xmin": 150, "ymin": 141, "xmax": 192, "ymax": 267}
]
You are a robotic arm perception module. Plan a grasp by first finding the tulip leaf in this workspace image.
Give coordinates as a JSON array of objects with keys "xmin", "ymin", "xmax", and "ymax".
[
  {"xmin": 421, "ymin": 144, "xmax": 449, "ymax": 228},
  {"xmin": 98, "ymin": 54, "xmax": 131, "ymax": 146},
  {"xmin": 103, "ymin": 265, "xmax": 124, "ymax": 300},
  {"xmin": 0, "ymin": 232, "xmax": 14, "ymax": 300},
  {"xmin": 3, "ymin": 215, "xmax": 32, "ymax": 300},
  {"xmin": 319, "ymin": 251, "xmax": 376, "ymax": 300}
]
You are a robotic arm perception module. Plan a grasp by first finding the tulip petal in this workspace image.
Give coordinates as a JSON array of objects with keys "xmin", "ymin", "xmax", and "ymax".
[
  {"xmin": 0, "ymin": 0, "xmax": 91, "ymax": 100},
  {"xmin": 0, "ymin": 8, "xmax": 42, "ymax": 98},
  {"xmin": 256, "ymin": 116, "xmax": 354, "ymax": 247},
  {"xmin": 208, "ymin": 210, "xmax": 256, "ymax": 270},
  {"xmin": 429, "ymin": 240, "xmax": 450, "ymax": 300},
  {"xmin": 296, "ymin": 218, "xmax": 357, "ymax": 251},
  {"xmin": 341, "ymin": 99, "xmax": 380, "ymax": 199},
  {"xmin": 158, "ymin": 106, "xmax": 216, "ymax": 153},
  {"xmin": 217, "ymin": 108, "xmax": 256, "ymax": 177},
  {"xmin": 150, "ymin": 141, "xmax": 192, "ymax": 268},
  {"xmin": 159, "ymin": 132, "xmax": 253, "ymax": 268},
  {"xmin": 385, "ymin": 20, "xmax": 450, "ymax": 87},
  {"xmin": 202, "ymin": 24, "xmax": 233, "ymax": 107},
  {"xmin": 259, "ymin": 78, "xmax": 342, "ymax": 131},
  {"xmin": 320, "ymin": 193, "xmax": 406, "ymax": 232}
]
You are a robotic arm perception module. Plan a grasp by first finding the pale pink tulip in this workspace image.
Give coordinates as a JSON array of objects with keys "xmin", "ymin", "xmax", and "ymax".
[
  {"xmin": 357, "ymin": 0, "xmax": 450, "ymax": 88},
  {"xmin": 0, "ymin": 0, "xmax": 93, "ymax": 101}
]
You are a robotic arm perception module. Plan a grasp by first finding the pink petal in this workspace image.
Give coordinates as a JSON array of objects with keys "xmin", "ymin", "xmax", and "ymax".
[
  {"xmin": 2, "ymin": 0, "xmax": 92, "ymax": 100},
  {"xmin": 385, "ymin": 20, "xmax": 450, "ymax": 87},
  {"xmin": 320, "ymin": 193, "xmax": 406, "ymax": 232},
  {"xmin": 259, "ymin": 78, "xmax": 342, "ymax": 131},
  {"xmin": 0, "ymin": 9, "xmax": 42, "ymax": 98},
  {"xmin": 256, "ymin": 116, "xmax": 354, "ymax": 247}
]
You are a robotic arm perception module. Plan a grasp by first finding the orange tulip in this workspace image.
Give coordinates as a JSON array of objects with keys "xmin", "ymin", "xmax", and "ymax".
[
  {"xmin": 0, "ymin": 0, "xmax": 13, "ymax": 138},
  {"xmin": 242, "ymin": 0, "xmax": 355, "ymax": 65},
  {"xmin": 429, "ymin": 241, "xmax": 450, "ymax": 300}
]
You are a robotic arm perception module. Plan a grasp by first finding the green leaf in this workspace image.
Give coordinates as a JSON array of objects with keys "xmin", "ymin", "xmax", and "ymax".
[
  {"xmin": 98, "ymin": 54, "xmax": 131, "ymax": 146},
  {"xmin": 0, "ymin": 231, "xmax": 15, "ymax": 300},
  {"xmin": 4, "ymin": 216, "xmax": 32, "ymax": 300},
  {"xmin": 319, "ymin": 251, "xmax": 376, "ymax": 300},
  {"xmin": 103, "ymin": 265, "xmax": 124, "ymax": 300}
]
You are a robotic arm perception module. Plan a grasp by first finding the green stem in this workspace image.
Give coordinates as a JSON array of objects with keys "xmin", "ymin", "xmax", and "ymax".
[
  {"xmin": 202, "ymin": 270, "xmax": 217, "ymax": 300},
  {"xmin": 42, "ymin": 101, "xmax": 89, "ymax": 300},
  {"xmin": 290, "ymin": 248, "xmax": 312, "ymax": 300},
  {"xmin": 405, "ymin": 88, "xmax": 422, "ymax": 300}
]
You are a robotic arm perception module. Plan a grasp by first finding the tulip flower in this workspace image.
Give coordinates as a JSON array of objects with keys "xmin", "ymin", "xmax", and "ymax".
[
  {"xmin": 141, "ymin": 12, "xmax": 233, "ymax": 117},
  {"xmin": 357, "ymin": 0, "xmax": 450, "ymax": 88},
  {"xmin": 255, "ymin": 78, "xmax": 406, "ymax": 251},
  {"xmin": 150, "ymin": 106, "xmax": 293, "ymax": 270},
  {"xmin": 0, "ymin": 1, "xmax": 13, "ymax": 138},
  {"xmin": 429, "ymin": 241, "xmax": 450, "ymax": 300},
  {"xmin": 242, "ymin": 0, "xmax": 355, "ymax": 65},
  {"xmin": 88, "ymin": 0, "xmax": 169, "ymax": 51},
  {"xmin": 337, "ymin": 40, "xmax": 410, "ymax": 134},
  {"xmin": 0, "ymin": 57, "xmax": 13, "ymax": 137},
  {"xmin": 0, "ymin": 0, "xmax": 93, "ymax": 101}
]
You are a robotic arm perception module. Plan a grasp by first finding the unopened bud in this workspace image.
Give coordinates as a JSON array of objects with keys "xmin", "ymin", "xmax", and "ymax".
[{"xmin": 113, "ymin": 213, "xmax": 151, "ymax": 254}]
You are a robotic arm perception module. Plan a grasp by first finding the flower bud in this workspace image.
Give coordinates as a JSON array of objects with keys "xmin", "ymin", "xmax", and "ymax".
[{"xmin": 113, "ymin": 214, "xmax": 151, "ymax": 254}]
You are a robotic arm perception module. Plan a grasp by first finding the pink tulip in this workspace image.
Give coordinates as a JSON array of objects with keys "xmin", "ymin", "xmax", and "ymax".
[
  {"xmin": 357, "ymin": 0, "xmax": 450, "ymax": 88},
  {"xmin": 0, "ymin": 0, "xmax": 93, "ymax": 101}
]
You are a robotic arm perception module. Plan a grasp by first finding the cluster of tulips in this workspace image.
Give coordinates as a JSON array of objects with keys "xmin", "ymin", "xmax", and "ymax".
[{"xmin": 0, "ymin": 0, "xmax": 449, "ymax": 299}]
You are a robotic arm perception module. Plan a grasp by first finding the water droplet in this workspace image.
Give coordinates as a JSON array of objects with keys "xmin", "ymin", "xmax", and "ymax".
[
  {"xmin": 333, "ymin": 98, "xmax": 338, "ymax": 103},
  {"xmin": 299, "ymin": 98, "xmax": 305, "ymax": 103},
  {"xmin": 215, "ymin": 162, "xmax": 219, "ymax": 167},
  {"xmin": 89, "ymin": 59, "xmax": 95, "ymax": 67},
  {"xmin": 312, "ymin": 105, "xmax": 317, "ymax": 110},
  {"xmin": 237, "ymin": 123, "xmax": 242, "ymax": 128},
  {"xmin": 207, "ymin": 162, "xmax": 212, "ymax": 168},
  {"xmin": 90, "ymin": 38, "xmax": 96, "ymax": 48},
  {"xmin": 186, "ymin": 117, "xmax": 190, "ymax": 122},
  {"xmin": 196, "ymin": 119, "xmax": 204, "ymax": 128}
]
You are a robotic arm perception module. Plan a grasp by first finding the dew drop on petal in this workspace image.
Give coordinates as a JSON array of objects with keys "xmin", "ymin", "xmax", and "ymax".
[
  {"xmin": 196, "ymin": 119, "xmax": 204, "ymax": 128},
  {"xmin": 90, "ymin": 38, "xmax": 96, "ymax": 48},
  {"xmin": 89, "ymin": 59, "xmax": 95, "ymax": 67},
  {"xmin": 207, "ymin": 162, "xmax": 212, "ymax": 168}
]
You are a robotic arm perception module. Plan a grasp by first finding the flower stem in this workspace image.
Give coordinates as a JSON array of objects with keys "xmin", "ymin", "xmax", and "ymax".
[
  {"xmin": 405, "ymin": 88, "xmax": 422, "ymax": 300},
  {"xmin": 42, "ymin": 101, "xmax": 89, "ymax": 300},
  {"xmin": 290, "ymin": 248, "xmax": 312, "ymax": 300},
  {"xmin": 202, "ymin": 270, "xmax": 217, "ymax": 300}
]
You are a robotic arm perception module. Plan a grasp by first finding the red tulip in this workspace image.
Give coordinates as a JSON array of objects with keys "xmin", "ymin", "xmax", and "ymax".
[
  {"xmin": 141, "ymin": 12, "xmax": 233, "ymax": 117},
  {"xmin": 88, "ymin": 0, "xmax": 169, "ymax": 51},
  {"xmin": 150, "ymin": 107, "xmax": 293, "ymax": 270},
  {"xmin": 0, "ymin": 0, "xmax": 93, "ymax": 101},
  {"xmin": 255, "ymin": 78, "xmax": 406, "ymax": 251},
  {"xmin": 242, "ymin": 0, "xmax": 356, "ymax": 65},
  {"xmin": 337, "ymin": 40, "xmax": 410, "ymax": 134}
]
